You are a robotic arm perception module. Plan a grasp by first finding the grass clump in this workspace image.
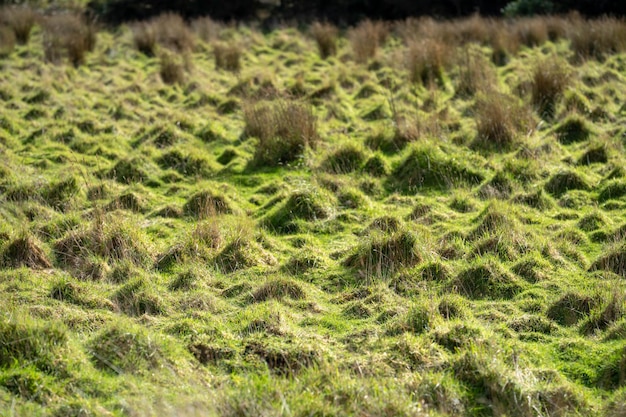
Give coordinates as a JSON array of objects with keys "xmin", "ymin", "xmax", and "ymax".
[
  {"xmin": 131, "ymin": 21, "xmax": 157, "ymax": 56},
  {"xmin": 310, "ymin": 22, "xmax": 338, "ymax": 59},
  {"xmin": 244, "ymin": 340, "xmax": 319, "ymax": 376},
  {"xmin": 0, "ymin": 314, "xmax": 68, "ymax": 374},
  {"xmin": 244, "ymin": 100, "xmax": 318, "ymax": 167},
  {"xmin": 547, "ymin": 292, "xmax": 595, "ymax": 326},
  {"xmin": 157, "ymin": 149, "xmax": 213, "ymax": 177},
  {"xmin": 183, "ymin": 190, "xmax": 232, "ymax": 218},
  {"xmin": 531, "ymin": 56, "xmax": 571, "ymax": 120},
  {"xmin": 544, "ymin": 170, "xmax": 589, "ymax": 197},
  {"xmin": 555, "ymin": 115, "xmax": 591, "ymax": 144},
  {"xmin": 1, "ymin": 234, "xmax": 52, "ymax": 270},
  {"xmin": 344, "ymin": 230, "xmax": 422, "ymax": 280},
  {"xmin": 213, "ymin": 42, "xmax": 241, "ymax": 72},
  {"xmin": 215, "ymin": 235, "xmax": 276, "ymax": 273},
  {"xmin": 590, "ymin": 243, "xmax": 626, "ymax": 278},
  {"xmin": 108, "ymin": 158, "xmax": 149, "ymax": 184},
  {"xmin": 253, "ymin": 278, "xmax": 306, "ymax": 302},
  {"xmin": 0, "ymin": 26, "xmax": 15, "ymax": 57},
  {"xmin": 455, "ymin": 47, "xmax": 495, "ymax": 96},
  {"xmin": 0, "ymin": 5, "xmax": 37, "ymax": 45},
  {"xmin": 159, "ymin": 52, "xmax": 186, "ymax": 85},
  {"xmin": 472, "ymin": 93, "xmax": 531, "ymax": 151},
  {"xmin": 54, "ymin": 214, "xmax": 152, "ymax": 276},
  {"xmin": 112, "ymin": 277, "xmax": 167, "ymax": 316},
  {"xmin": 598, "ymin": 180, "xmax": 626, "ymax": 203},
  {"xmin": 42, "ymin": 14, "xmax": 96, "ymax": 67},
  {"xmin": 321, "ymin": 144, "xmax": 367, "ymax": 174},
  {"xmin": 350, "ymin": 20, "xmax": 387, "ymax": 63},
  {"xmin": 88, "ymin": 323, "xmax": 164, "ymax": 374},
  {"xmin": 453, "ymin": 259, "xmax": 523, "ymax": 299},
  {"xmin": 262, "ymin": 187, "xmax": 335, "ymax": 234},
  {"xmin": 389, "ymin": 144, "xmax": 484, "ymax": 193},
  {"xmin": 406, "ymin": 39, "xmax": 451, "ymax": 86}
]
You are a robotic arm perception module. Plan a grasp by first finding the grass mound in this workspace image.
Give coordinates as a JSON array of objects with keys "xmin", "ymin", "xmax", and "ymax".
[
  {"xmin": 547, "ymin": 292, "xmax": 595, "ymax": 326},
  {"xmin": 262, "ymin": 188, "xmax": 335, "ymax": 234},
  {"xmin": 108, "ymin": 158, "xmax": 149, "ymax": 184},
  {"xmin": 544, "ymin": 170, "xmax": 590, "ymax": 197},
  {"xmin": 244, "ymin": 340, "xmax": 319, "ymax": 376},
  {"xmin": 183, "ymin": 190, "xmax": 232, "ymax": 217},
  {"xmin": 1, "ymin": 234, "xmax": 51, "ymax": 269},
  {"xmin": 555, "ymin": 115, "xmax": 591, "ymax": 144},
  {"xmin": 578, "ymin": 145, "xmax": 608, "ymax": 165},
  {"xmin": 112, "ymin": 277, "xmax": 167, "ymax": 316},
  {"xmin": 344, "ymin": 230, "xmax": 422, "ymax": 279},
  {"xmin": 472, "ymin": 93, "xmax": 531, "ymax": 151},
  {"xmin": 477, "ymin": 171, "xmax": 513, "ymax": 200},
  {"xmin": 453, "ymin": 260, "xmax": 523, "ymax": 299},
  {"xmin": 590, "ymin": 243, "xmax": 626, "ymax": 277},
  {"xmin": 214, "ymin": 237, "xmax": 276, "ymax": 273},
  {"xmin": 54, "ymin": 215, "xmax": 152, "ymax": 275},
  {"xmin": 361, "ymin": 216, "xmax": 401, "ymax": 235},
  {"xmin": 157, "ymin": 149, "xmax": 214, "ymax": 177},
  {"xmin": 0, "ymin": 314, "xmax": 67, "ymax": 374},
  {"xmin": 511, "ymin": 255, "xmax": 550, "ymax": 283},
  {"xmin": 598, "ymin": 180, "xmax": 626, "ymax": 203},
  {"xmin": 362, "ymin": 153, "xmax": 389, "ymax": 177},
  {"xmin": 511, "ymin": 189, "xmax": 554, "ymax": 210},
  {"xmin": 244, "ymin": 100, "xmax": 318, "ymax": 167},
  {"xmin": 88, "ymin": 324, "xmax": 164, "ymax": 374},
  {"xmin": 253, "ymin": 278, "xmax": 306, "ymax": 302},
  {"xmin": 321, "ymin": 144, "xmax": 367, "ymax": 174},
  {"xmin": 580, "ymin": 292, "xmax": 626, "ymax": 335},
  {"xmin": 388, "ymin": 145, "xmax": 484, "ymax": 193}
]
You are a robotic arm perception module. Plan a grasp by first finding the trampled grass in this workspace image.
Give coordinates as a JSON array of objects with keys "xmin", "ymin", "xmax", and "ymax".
[{"xmin": 1, "ymin": 10, "xmax": 626, "ymax": 417}]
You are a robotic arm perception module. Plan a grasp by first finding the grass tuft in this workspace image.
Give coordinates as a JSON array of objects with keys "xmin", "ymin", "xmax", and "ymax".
[
  {"xmin": 1, "ymin": 234, "xmax": 51, "ymax": 270},
  {"xmin": 244, "ymin": 99, "xmax": 318, "ymax": 167},
  {"xmin": 344, "ymin": 230, "xmax": 422, "ymax": 280},
  {"xmin": 453, "ymin": 259, "xmax": 523, "ymax": 299},
  {"xmin": 531, "ymin": 56, "xmax": 571, "ymax": 120},
  {"xmin": 310, "ymin": 22, "xmax": 338, "ymax": 59},
  {"xmin": 213, "ymin": 42, "xmax": 241, "ymax": 72},
  {"xmin": 42, "ymin": 14, "xmax": 97, "ymax": 67},
  {"xmin": 389, "ymin": 144, "xmax": 484, "ymax": 193},
  {"xmin": 350, "ymin": 20, "xmax": 387, "ymax": 64},
  {"xmin": 0, "ymin": 5, "xmax": 37, "ymax": 45}
]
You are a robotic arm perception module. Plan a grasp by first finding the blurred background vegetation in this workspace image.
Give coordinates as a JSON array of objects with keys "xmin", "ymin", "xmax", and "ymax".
[{"xmin": 0, "ymin": 0, "xmax": 624, "ymax": 24}]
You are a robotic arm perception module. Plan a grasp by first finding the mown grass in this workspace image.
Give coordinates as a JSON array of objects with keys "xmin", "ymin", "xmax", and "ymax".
[{"xmin": 1, "ymin": 9, "xmax": 626, "ymax": 417}]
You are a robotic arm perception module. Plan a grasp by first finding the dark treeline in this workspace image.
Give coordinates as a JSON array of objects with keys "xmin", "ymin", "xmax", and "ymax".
[{"xmin": 86, "ymin": 0, "xmax": 626, "ymax": 25}]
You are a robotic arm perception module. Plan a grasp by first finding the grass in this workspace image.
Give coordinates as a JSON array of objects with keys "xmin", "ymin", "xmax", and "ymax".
[{"xmin": 1, "ymin": 9, "xmax": 626, "ymax": 417}]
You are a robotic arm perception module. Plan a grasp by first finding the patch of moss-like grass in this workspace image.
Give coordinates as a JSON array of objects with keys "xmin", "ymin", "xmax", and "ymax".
[{"xmin": 388, "ymin": 144, "xmax": 484, "ymax": 194}]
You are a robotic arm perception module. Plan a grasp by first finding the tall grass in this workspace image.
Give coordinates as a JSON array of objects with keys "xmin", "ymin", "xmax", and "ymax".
[
  {"xmin": 43, "ymin": 14, "xmax": 97, "ymax": 66},
  {"xmin": 0, "ymin": 5, "xmax": 37, "ymax": 45},
  {"xmin": 310, "ymin": 22, "xmax": 338, "ymax": 59},
  {"xmin": 350, "ymin": 20, "xmax": 387, "ymax": 63}
]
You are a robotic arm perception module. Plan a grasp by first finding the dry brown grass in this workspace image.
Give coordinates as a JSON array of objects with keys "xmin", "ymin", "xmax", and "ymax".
[
  {"xmin": 568, "ymin": 17, "xmax": 626, "ymax": 62},
  {"xmin": 213, "ymin": 42, "xmax": 241, "ymax": 72},
  {"xmin": 514, "ymin": 17, "xmax": 549, "ymax": 48},
  {"xmin": 310, "ymin": 22, "xmax": 338, "ymax": 59},
  {"xmin": 531, "ymin": 56, "xmax": 571, "ymax": 120},
  {"xmin": 406, "ymin": 38, "xmax": 451, "ymax": 86},
  {"xmin": 191, "ymin": 16, "xmax": 221, "ymax": 43},
  {"xmin": 0, "ymin": 25, "xmax": 15, "ymax": 57},
  {"xmin": 350, "ymin": 20, "xmax": 388, "ymax": 64},
  {"xmin": 152, "ymin": 13, "xmax": 194, "ymax": 53},
  {"xmin": 0, "ymin": 5, "xmax": 37, "ymax": 45},
  {"xmin": 132, "ymin": 13, "xmax": 194, "ymax": 56},
  {"xmin": 159, "ymin": 52, "xmax": 186, "ymax": 85},
  {"xmin": 43, "ymin": 14, "xmax": 97, "ymax": 67},
  {"xmin": 474, "ymin": 93, "xmax": 533, "ymax": 151},
  {"xmin": 455, "ymin": 47, "xmax": 496, "ymax": 97},
  {"xmin": 244, "ymin": 99, "xmax": 318, "ymax": 166},
  {"xmin": 131, "ymin": 21, "xmax": 157, "ymax": 56}
]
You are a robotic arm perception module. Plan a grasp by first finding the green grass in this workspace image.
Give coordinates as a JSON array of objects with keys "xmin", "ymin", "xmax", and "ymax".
[{"xmin": 1, "ymin": 12, "xmax": 626, "ymax": 417}]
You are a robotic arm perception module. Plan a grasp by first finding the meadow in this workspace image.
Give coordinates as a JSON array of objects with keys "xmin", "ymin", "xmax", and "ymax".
[{"xmin": 1, "ymin": 7, "xmax": 626, "ymax": 416}]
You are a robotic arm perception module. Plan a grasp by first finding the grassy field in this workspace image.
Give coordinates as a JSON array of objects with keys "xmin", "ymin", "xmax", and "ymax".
[{"xmin": 2, "ymin": 9, "xmax": 626, "ymax": 416}]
